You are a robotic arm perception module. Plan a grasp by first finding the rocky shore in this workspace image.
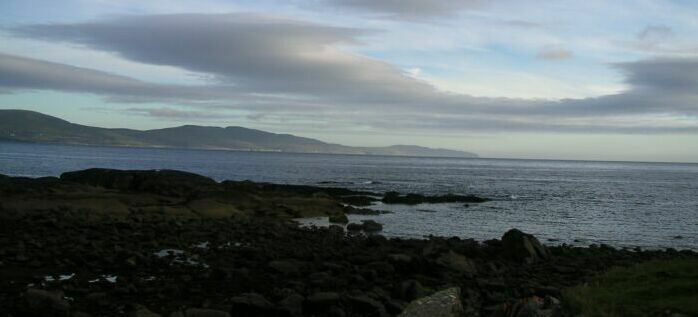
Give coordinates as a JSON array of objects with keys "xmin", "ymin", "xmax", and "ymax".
[{"xmin": 1, "ymin": 169, "xmax": 695, "ymax": 317}]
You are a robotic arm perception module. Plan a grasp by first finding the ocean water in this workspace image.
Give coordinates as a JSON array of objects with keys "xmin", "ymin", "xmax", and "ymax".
[{"xmin": 1, "ymin": 141, "xmax": 697, "ymax": 250}]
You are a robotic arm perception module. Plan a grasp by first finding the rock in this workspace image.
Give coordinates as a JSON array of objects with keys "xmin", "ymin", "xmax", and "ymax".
[
  {"xmin": 340, "ymin": 195, "xmax": 378, "ymax": 206},
  {"xmin": 170, "ymin": 308, "xmax": 230, "ymax": 317},
  {"xmin": 229, "ymin": 293, "xmax": 274, "ymax": 316},
  {"xmin": 60, "ymin": 168, "xmax": 218, "ymax": 196},
  {"xmin": 23, "ymin": 288, "xmax": 70, "ymax": 316},
  {"xmin": 129, "ymin": 305, "xmax": 161, "ymax": 317},
  {"xmin": 306, "ymin": 292, "xmax": 341, "ymax": 307},
  {"xmin": 328, "ymin": 224, "xmax": 345, "ymax": 234},
  {"xmin": 269, "ymin": 260, "xmax": 303, "ymax": 275},
  {"xmin": 488, "ymin": 296, "xmax": 561, "ymax": 317},
  {"xmin": 398, "ymin": 280, "xmax": 431, "ymax": 301},
  {"xmin": 387, "ymin": 254, "xmax": 413, "ymax": 263},
  {"xmin": 398, "ymin": 287, "xmax": 463, "ymax": 317},
  {"xmin": 345, "ymin": 294, "xmax": 388, "ymax": 317},
  {"xmin": 328, "ymin": 213, "xmax": 349, "ymax": 224},
  {"xmin": 382, "ymin": 192, "xmax": 488, "ymax": 205},
  {"xmin": 278, "ymin": 293, "xmax": 304, "ymax": 316},
  {"xmin": 437, "ymin": 250, "xmax": 477, "ymax": 275},
  {"xmin": 344, "ymin": 207, "xmax": 385, "ymax": 215},
  {"xmin": 501, "ymin": 229, "xmax": 550, "ymax": 263},
  {"xmin": 347, "ymin": 223, "xmax": 363, "ymax": 231},
  {"xmin": 361, "ymin": 220, "xmax": 383, "ymax": 232}
]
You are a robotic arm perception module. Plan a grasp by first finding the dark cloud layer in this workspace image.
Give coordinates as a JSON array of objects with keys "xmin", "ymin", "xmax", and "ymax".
[
  {"xmin": 3, "ymin": 13, "xmax": 698, "ymax": 133},
  {"xmin": 14, "ymin": 14, "xmax": 436, "ymax": 103}
]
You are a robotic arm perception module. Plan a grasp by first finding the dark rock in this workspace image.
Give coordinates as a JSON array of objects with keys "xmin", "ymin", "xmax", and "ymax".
[
  {"xmin": 398, "ymin": 280, "xmax": 431, "ymax": 301},
  {"xmin": 328, "ymin": 213, "xmax": 349, "ymax": 224},
  {"xmin": 436, "ymin": 250, "xmax": 477, "ymax": 275},
  {"xmin": 229, "ymin": 293, "xmax": 274, "ymax": 316},
  {"xmin": 361, "ymin": 220, "xmax": 383, "ymax": 232},
  {"xmin": 345, "ymin": 294, "xmax": 388, "ymax": 317},
  {"xmin": 501, "ymin": 229, "xmax": 550, "ymax": 263},
  {"xmin": 23, "ymin": 288, "xmax": 70, "ymax": 316},
  {"xmin": 347, "ymin": 223, "xmax": 363, "ymax": 231},
  {"xmin": 340, "ymin": 195, "xmax": 378, "ymax": 206},
  {"xmin": 278, "ymin": 293, "xmax": 304, "ymax": 316},
  {"xmin": 170, "ymin": 308, "xmax": 230, "ymax": 317},
  {"xmin": 269, "ymin": 260, "xmax": 303, "ymax": 275},
  {"xmin": 60, "ymin": 168, "xmax": 217, "ymax": 196},
  {"xmin": 387, "ymin": 254, "xmax": 413, "ymax": 263},
  {"xmin": 382, "ymin": 192, "xmax": 488, "ymax": 205},
  {"xmin": 306, "ymin": 292, "xmax": 341, "ymax": 308},
  {"xmin": 344, "ymin": 207, "xmax": 386, "ymax": 215},
  {"xmin": 398, "ymin": 287, "xmax": 463, "ymax": 317},
  {"xmin": 129, "ymin": 305, "xmax": 161, "ymax": 317}
]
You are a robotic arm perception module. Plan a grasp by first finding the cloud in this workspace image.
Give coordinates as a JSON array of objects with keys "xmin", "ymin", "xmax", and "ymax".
[
  {"xmin": 4, "ymin": 13, "xmax": 698, "ymax": 134},
  {"xmin": 0, "ymin": 52, "xmax": 180, "ymax": 97},
  {"xmin": 536, "ymin": 45, "xmax": 573, "ymax": 60},
  {"xmin": 616, "ymin": 58, "xmax": 698, "ymax": 92},
  {"xmin": 13, "ymin": 13, "xmax": 438, "ymax": 104},
  {"xmin": 309, "ymin": 0, "xmax": 484, "ymax": 19},
  {"xmin": 637, "ymin": 25, "xmax": 674, "ymax": 45}
]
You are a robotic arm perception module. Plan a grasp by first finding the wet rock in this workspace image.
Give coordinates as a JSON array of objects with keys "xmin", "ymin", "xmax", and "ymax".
[
  {"xmin": 436, "ymin": 250, "xmax": 477, "ymax": 275},
  {"xmin": 398, "ymin": 287, "xmax": 463, "ymax": 317},
  {"xmin": 229, "ymin": 293, "xmax": 274, "ymax": 316},
  {"xmin": 170, "ymin": 308, "xmax": 230, "ymax": 317},
  {"xmin": 344, "ymin": 207, "xmax": 386, "ymax": 215},
  {"xmin": 362, "ymin": 220, "xmax": 383, "ymax": 232},
  {"xmin": 278, "ymin": 293, "xmax": 304, "ymax": 316},
  {"xmin": 322, "ymin": 226, "xmax": 343, "ymax": 238},
  {"xmin": 129, "ymin": 305, "xmax": 161, "ymax": 317},
  {"xmin": 23, "ymin": 288, "xmax": 70, "ymax": 316},
  {"xmin": 502, "ymin": 229, "xmax": 550, "ymax": 263},
  {"xmin": 398, "ymin": 280, "xmax": 431, "ymax": 301},
  {"xmin": 347, "ymin": 223, "xmax": 362, "ymax": 231},
  {"xmin": 269, "ymin": 260, "xmax": 303, "ymax": 275},
  {"xmin": 487, "ymin": 296, "xmax": 561, "ymax": 317},
  {"xmin": 387, "ymin": 253, "xmax": 413, "ymax": 263},
  {"xmin": 340, "ymin": 195, "xmax": 378, "ymax": 206},
  {"xmin": 60, "ymin": 168, "xmax": 217, "ymax": 196},
  {"xmin": 382, "ymin": 192, "xmax": 488, "ymax": 205},
  {"xmin": 328, "ymin": 213, "xmax": 349, "ymax": 224},
  {"xmin": 345, "ymin": 294, "xmax": 388, "ymax": 317},
  {"xmin": 306, "ymin": 292, "xmax": 341, "ymax": 308}
]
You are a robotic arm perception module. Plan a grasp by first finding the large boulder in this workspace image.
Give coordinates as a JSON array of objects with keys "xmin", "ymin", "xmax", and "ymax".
[
  {"xmin": 229, "ymin": 293, "xmax": 275, "ymax": 316},
  {"xmin": 345, "ymin": 294, "xmax": 388, "ymax": 317},
  {"xmin": 436, "ymin": 250, "xmax": 477, "ymax": 275},
  {"xmin": 501, "ymin": 229, "xmax": 550, "ymax": 263},
  {"xmin": 60, "ymin": 168, "xmax": 218, "ymax": 196},
  {"xmin": 22, "ymin": 288, "xmax": 70, "ymax": 316},
  {"xmin": 398, "ymin": 287, "xmax": 463, "ymax": 317}
]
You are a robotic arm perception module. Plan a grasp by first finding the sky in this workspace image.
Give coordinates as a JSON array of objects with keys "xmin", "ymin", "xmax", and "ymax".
[{"xmin": 1, "ymin": 0, "xmax": 697, "ymax": 162}]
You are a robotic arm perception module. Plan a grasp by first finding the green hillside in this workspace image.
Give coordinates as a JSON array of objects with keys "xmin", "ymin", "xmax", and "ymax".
[{"xmin": 0, "ymin": 109, "xmax": 478, "ymax": 158}]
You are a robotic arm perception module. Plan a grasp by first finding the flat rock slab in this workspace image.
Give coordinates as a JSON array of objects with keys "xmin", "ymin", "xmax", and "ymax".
[{"xmin": 399, "ymin": 287, "xmax": 463, "ymax": 317}]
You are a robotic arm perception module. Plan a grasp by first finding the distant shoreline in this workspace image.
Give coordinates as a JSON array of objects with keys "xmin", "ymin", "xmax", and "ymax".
[{"xmin": 3, "ymin": 138, "xmax": 698, "ymax": 165}]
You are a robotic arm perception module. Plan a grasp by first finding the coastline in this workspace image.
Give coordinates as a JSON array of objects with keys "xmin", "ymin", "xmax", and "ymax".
[{"xmin": 1, "ymin": 168, "xmax": 696, "ymax": 316}]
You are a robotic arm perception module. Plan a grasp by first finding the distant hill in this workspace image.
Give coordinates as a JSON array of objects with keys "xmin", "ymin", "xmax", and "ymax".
[{"xmin": 0, "ymin": 110, "xmax": 478, "ymax": 158}]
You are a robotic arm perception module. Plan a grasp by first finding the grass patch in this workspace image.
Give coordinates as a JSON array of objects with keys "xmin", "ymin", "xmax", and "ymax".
[{"xmin": 564, "ymin": 259, "xmax": 698, "ymax": 316}]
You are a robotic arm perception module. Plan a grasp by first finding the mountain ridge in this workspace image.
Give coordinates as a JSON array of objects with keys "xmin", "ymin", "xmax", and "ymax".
[{"xmin": 0, "ymin": 109, "xmax": 478, "ymax": 158}]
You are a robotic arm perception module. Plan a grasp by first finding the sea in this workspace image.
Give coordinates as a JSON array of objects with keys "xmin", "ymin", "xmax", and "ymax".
[{"xmin": 1, "ymin": 140, "xmax": 696, "ymax": 250}]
